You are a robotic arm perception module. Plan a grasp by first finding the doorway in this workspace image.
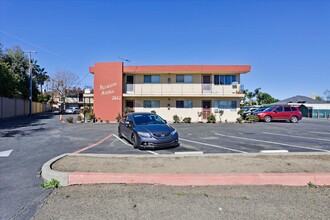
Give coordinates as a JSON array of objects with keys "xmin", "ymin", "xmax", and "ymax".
[
  {"xmin": 126, "ymin": 75, "xmax": 134, "ymax": 93},
  {"xmin": 202, "ymin": 100, "xmax": 211, "ymax": 119},
  {"xmin": 202, "ymin": 75, "xmax": 211, "ymax": 94}
]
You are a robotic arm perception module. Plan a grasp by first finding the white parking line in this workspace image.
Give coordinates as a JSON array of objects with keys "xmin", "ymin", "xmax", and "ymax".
[
  {"xmin": 146, "ymin": 150, "xmax": 159, "ymax": 155},
  {"xmin": 112, "ymin": 134, "xmax": 131, "ymax": 146},
  {"xmin": 113, "ymin": 134, "xmax": 159, "ymax": 155},
  {"xmin": 260, "ymin": 150, "xmax": 289, "ymax": 153},
  {"xmin": 309, "ymin": 131, "xmax": 330, "ymax": 135},
  {"xmin": 180, "ymin": 138, "xmax": 247, "ymax": 153},
  {"xmin": 174, "ymin": 151, "xmax": 204, "ymax": 155},
  {"xmin": 262, "ymin": 132, "xmax": 330, "ymax": 142},
  {"xmin": 214, "ymin": 133, "xmax": 330, "ymax": 152}
]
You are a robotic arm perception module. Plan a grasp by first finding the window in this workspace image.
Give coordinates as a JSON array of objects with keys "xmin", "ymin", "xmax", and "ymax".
[
  {"xmin": 143, "ymin": 100, "xmax": 160, "ymax": 108},
  {"xmin": 144, "ymin": 75, "xmax": 160, "ymax": 83},
  {"xmin": 284, "ymin": 107, "xmax": 292, "ymax": 112},
  {"xmin": 214, "ymin": 75, "xmax": 236, "ymax": 85},
  {"xmin": 276, "ymin": 106, "xmax": 284, "ymax": 112},
  {"xmin": 214, "ymin": 100, "xmax": 237, "ymax": 109},
  {"xmin": 176, "ymin": 100, "xmax": 193, "ymax": 108},
  {"xmin": 176, "ymin": 75, "xmax": 193, "ymax": 83}
]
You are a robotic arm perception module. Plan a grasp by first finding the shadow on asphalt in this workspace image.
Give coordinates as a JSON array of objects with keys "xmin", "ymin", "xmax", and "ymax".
[{"xmin": 0, "ymin": 113, "xmax": 54, "ymax": 130}]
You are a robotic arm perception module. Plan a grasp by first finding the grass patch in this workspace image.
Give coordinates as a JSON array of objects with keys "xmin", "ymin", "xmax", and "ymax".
[
  {"xmin": 307, "ymin": 181, "xmax": 317, "ymax": 189},
  {"xmin": 41, "ymin": 178, "xmax": 61, "ymax": 189}
]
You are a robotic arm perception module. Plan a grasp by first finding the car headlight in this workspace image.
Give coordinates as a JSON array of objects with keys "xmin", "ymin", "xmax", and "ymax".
[
  {"xmin": 171, "ymin": 129, "xmax": 177, "ymax": 135},
  {"xmin": 137, "ymin": 131, "xmax": 151, "ymax": 138}
]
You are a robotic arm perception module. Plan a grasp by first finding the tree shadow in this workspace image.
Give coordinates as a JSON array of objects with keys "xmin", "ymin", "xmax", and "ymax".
[{"xmin": 0, "ymin": 113, "xmax": 54, "ymax": 130}]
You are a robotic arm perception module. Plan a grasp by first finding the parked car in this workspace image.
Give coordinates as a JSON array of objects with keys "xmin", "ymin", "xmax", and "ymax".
[
  {"xmin": 252, "ymin": 107, "xmax": 266, "ymax": 115},
  {"xmin": 118, "ymin": 112, "xmax": 179, "ymax": 149},
  {"xmin": 65, "ymin": 107, "xmax": 80, "ymax": 114},
  {"xmin": 242, "ymin": 108, "xmax": 257, "ymax": 119},
  {"xmin": 257, "ymin": 106, "xmax": 302, "ymax": 123}
]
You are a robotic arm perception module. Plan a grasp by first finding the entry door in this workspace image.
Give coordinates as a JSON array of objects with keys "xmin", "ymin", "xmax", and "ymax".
[
  {"xmin": 126, "ymin": 75, "xmax": 134, "ymax": 93},
  {"xmin": 202, "ymin": 100, "xmax": 211, "ymax": 119}
]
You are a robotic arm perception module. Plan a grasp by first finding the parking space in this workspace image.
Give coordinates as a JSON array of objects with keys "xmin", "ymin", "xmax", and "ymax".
[{"xmin": 74, "ymin": 118, "xmax": 330, "ymax": 155}]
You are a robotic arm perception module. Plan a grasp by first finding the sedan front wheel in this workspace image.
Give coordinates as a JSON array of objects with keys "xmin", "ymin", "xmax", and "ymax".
[{"xmin": 131, "ymin": 133, "xmax": 140, "ymax": 149}]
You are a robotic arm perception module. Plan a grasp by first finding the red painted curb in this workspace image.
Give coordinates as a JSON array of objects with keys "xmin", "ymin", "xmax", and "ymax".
[{"xmin": 68, "ymin": 172, "xmax": 330, "ymax": 186}]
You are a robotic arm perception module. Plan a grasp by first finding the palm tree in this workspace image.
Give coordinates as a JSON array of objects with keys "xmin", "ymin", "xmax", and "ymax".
[
  {"xmin": 253, "ymin": 88, "xmax": 261, "ymax": 105},
  {"xmin": 32, "ymin": 59, "xmax": 49, "ymax": 92}
]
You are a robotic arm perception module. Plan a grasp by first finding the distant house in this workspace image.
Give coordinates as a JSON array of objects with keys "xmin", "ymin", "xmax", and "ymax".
[{"xmin": 274, "ymin": 95, "xmax": 330, "ymax": 118}]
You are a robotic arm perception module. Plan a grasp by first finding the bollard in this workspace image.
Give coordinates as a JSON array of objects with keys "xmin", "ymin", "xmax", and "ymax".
[{"xmin": 60, "ymin": 114, "xmax": 63, "ymax": 121}]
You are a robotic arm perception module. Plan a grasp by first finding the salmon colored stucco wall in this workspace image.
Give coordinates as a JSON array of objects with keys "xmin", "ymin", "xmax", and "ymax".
[{"xmin": 90, "ymin": 62, "xmax": 123, "ymax": 122}]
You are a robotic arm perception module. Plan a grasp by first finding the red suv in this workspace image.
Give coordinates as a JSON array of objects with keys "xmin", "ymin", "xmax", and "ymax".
[{"xmin": 257, "ymin": 106, "xmax": 302, "ymax": 123}]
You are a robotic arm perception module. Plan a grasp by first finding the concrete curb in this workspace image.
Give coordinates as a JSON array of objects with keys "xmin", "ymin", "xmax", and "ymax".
[
  {"xmin": 41, "ymin": 154, "xmax": 70, "ymax": 186},
  {"xmin": 41, "ymin": 153, "xmax": 330, "ymax": 187}
]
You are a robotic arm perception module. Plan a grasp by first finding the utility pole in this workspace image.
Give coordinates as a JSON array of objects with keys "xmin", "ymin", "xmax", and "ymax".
[{"xmin": 24, "ymin": 50, "xmax": 37, "ymax": 115}]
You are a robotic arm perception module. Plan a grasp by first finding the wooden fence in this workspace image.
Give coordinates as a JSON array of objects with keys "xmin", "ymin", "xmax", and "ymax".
[{"xmin": 0, "ymin": 96, "xmax": 50, "ymax": 119}]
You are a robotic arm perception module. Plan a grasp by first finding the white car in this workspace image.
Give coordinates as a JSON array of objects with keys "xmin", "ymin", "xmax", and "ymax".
[{"xmin": 65, "ymin": 107, "xmax": 80, "ymax": 114}]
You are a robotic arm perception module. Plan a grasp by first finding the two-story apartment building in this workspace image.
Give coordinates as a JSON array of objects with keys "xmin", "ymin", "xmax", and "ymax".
[{"xmin": 89, "ymin": 62, "xmax": 251, "ymax": 122}]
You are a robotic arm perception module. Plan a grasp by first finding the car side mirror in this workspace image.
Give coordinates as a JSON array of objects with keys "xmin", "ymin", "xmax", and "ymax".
[
  {"xmin": 274, "ymin": 110, "xmax": 277, "ymax": 113},
  {"xmin": 164, "ymin": 120, "xmax": 167, "ymax": 124}
]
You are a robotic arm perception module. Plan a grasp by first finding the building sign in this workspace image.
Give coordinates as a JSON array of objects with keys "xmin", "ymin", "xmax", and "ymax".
[{"xmin": 99, "ymin": 82, "xmax": 121, "ymax": 100}]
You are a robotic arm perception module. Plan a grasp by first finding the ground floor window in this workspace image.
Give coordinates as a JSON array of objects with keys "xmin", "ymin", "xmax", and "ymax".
[
  {"xmin": 143, "ymin": 100, "xmax": 160, "ymax": 108},
  {"xmin": 176, "ymin": 100, "xmax": 193, "ymax": 108},
  {"xmin": 214, "ymin": 100, "xmax": 237, "ymax": 109}
]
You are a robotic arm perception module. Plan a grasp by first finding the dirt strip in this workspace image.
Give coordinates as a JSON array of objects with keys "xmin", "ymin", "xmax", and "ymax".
[{"xmin": 52, "ymin": 153, "xmax": 330, "ymax": 174}]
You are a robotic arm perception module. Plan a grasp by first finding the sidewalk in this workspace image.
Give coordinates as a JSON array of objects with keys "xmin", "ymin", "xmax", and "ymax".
[{"xmin": 42, "ymin": 152, "xmax": 330, "ymax": 186}]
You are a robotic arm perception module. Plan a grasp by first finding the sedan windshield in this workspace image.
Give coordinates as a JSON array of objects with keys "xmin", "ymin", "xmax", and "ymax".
[{"xmin": 132, "ymin": 114, "xmax": 166, "ymax": 125}]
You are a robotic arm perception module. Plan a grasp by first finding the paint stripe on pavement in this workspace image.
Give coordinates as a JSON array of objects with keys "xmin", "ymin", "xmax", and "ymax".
[
  {"xmin": 180, "ymin": 138, "xmax": 247, "ymax": 153},
  {"xmin": 214, "ymin": 133, "xmax": 329, "ymax": 152}
]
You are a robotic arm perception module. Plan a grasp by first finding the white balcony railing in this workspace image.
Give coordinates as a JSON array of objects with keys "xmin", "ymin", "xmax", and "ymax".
[{"xmin": 124, "ymin": 83, "xmax": 243, "ymax": 96}]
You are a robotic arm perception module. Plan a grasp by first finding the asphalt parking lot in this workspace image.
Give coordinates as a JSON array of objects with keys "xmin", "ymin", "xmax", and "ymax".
[{"xmin": 73, "ymin": 118, "xmax": 330, "ymax": 155}]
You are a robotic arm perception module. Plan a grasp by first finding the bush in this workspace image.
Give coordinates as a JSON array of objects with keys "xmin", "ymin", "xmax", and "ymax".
[
  {"xmin": 151, "ymin": 110, "xmax": 156, "ymax": 114},
  {"xmin": 116, "ymin": 113, "xmax": 121, "ymax": 122},
  {"xmin": 183, "ymin": 117, "xmax": 191, "ymax": 123},
  {"xmin": 245, "ymin": 115, "xmax": 259, "ymax": 123},
  {"xmin": 237, "ymin": 109, "xmax": 245, "ymax": 116},
  {"xmin": 236, "ymin": 117, "xmax": 243, "ymax": 124},
  {"xmin": 77, "ymin": 115, "xmax": 82, "ymax": 121},
  {"xmin": 207, "ymin": 114, "xmax": 216, "ymax": 123},
  {"xmin": 173, "ymin": 115, "xmax": 180, "ymax": 123},
  {"xmin": 86, "ymin": 112, "xmax": 95, "ymax": 122},
  {"xmin": 66, "ymin": 117, "xmax": 74, "ymax": 123}
]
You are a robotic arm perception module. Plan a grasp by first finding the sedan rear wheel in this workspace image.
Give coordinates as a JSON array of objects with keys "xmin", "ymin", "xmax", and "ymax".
[
  {"xmin": 131, "ymin": 133, "xmax": 140, "ymax": 149},
  {"xmin": 264, "ymin": 116, "xmax": 272, "ymax": 123},
  {"xmin": 290, "ymin": 116, "xmax": 298, "ymax": 123}
]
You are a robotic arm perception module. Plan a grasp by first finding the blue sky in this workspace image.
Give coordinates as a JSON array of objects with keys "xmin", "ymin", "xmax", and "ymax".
[{"xmin": 1, "ymin": 0, "xmax": 329, "ymax": 100}]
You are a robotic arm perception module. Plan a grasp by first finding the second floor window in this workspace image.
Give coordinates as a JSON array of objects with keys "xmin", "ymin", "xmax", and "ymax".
[
  {"xmin": 176, "ymin": 100, "xmax": 193, "ymax": 108},
  {"xmin": 214, "ymin": 75, "xmax": 236, "ymax": 85},
  {"xmin": 143, "ymin": 100, "xmax": 160, "ymax": 108},
  {"xmin": 176, "ymin": 75, "xmax": 193, "ymax": 83},
  {"xmin": 144, "ymin": 75, "xmax": 160, "ymax": 83}
]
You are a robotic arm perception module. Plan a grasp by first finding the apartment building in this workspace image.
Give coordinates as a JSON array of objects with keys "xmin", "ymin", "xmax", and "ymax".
[{"xmin": 89, "ymin": 62, "xmax": 251, "ymax": 122}]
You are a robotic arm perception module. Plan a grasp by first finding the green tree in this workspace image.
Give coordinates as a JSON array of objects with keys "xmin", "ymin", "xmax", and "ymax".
[
  {"xmin": 32, "ymin": 59, "xmax": 49, "ymax": 92},
  {"xmin": 258, "ymin": 92, "xmax": 279, "ymax": 105},
  {"xmin": 244, "ymin": 89, "xmax": 255, "ymax": 106},
  {"xmin": 254, "ymin": 87, "xmax": 262, "ymax": 105}
]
